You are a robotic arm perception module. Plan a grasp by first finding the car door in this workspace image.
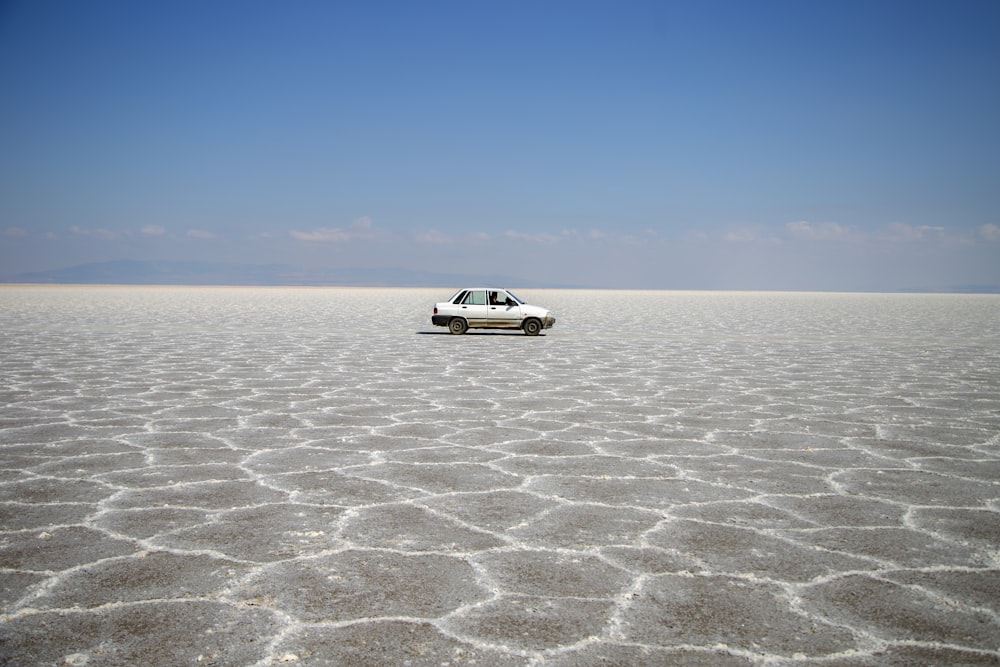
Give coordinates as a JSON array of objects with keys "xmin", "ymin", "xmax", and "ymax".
[
  {"xmin": 458, "ymin": 290, "xmax": 488, "ymax": 326},
  {"xmin": 486, "ymin": 290, "xmax": 521, "ymax": 328}
]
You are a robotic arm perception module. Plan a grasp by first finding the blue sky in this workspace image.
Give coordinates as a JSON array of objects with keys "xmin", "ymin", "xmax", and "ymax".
[{"xmin": 1, "ymin": 0, "xmax": 998, "ymax": 290}]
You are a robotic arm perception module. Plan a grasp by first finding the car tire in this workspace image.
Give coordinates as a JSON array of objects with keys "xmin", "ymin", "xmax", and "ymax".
[
  {"xmin": 523, "ymin": 318, "xmax": 542, "ymax": 336},
  {"xmin": 449, "ymin": 318, "xmax": 468, "ymax": 335}
]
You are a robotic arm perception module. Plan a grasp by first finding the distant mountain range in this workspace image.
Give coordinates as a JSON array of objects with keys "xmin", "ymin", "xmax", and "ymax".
[{"xmin": 1, "ymin": 259, "xmax": 553, "ymax": 288}]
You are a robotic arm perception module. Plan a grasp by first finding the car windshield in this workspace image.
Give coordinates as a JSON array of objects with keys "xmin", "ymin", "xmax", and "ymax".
[{"xmin": 504, "ymin": 290, "xmax": 525, "ymax": 305}]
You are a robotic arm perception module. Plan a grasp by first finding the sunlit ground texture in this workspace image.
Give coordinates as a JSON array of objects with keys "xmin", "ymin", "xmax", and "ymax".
[{"xmin": 1, "ymin": 286, "xmax": 998, "ymax": 666}]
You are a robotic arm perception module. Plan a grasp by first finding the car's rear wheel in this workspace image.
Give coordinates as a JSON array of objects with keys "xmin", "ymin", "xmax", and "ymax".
[
  {"xmin": 523, "ymin": 318, "xmax": 542, "ymax": 336},
  {"xmin": 449, "ymin": 318, "xmax": 468, "ymax": 335}
]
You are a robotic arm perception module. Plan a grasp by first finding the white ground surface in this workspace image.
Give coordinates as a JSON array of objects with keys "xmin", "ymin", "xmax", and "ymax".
[{"xmin": 1, "ymin": 286, "xmax": 998, "ymax": 666}]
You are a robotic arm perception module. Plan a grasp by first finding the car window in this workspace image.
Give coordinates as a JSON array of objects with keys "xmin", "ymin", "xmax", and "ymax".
[
  {"xmin": 452, "ymin": 291, "xmax": 468, "ymax": 304},
  {"xmin": 504, "ymin": 290, "xmax": 525, "ymax": 304},
  {"xmin": 462, "ymin": 290, "xmax": 486, "ymax": 305}
]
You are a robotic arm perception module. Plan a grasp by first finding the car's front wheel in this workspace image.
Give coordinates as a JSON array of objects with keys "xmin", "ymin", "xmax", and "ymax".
[
  {"xmin": 449, "ymin": 318, "xmax": 468, "ymax": 335},
  {"xmin": 522, "ymin": 318, "xmax": 542, "ymax": 336}
]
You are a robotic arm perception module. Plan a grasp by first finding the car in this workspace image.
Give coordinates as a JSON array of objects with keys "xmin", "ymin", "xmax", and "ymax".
[{"xmin": 432, "ymin": 288, "xmax": 556, "ymax": 335}]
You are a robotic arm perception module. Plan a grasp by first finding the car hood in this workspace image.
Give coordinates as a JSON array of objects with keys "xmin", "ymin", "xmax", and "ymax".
[{"xmin": 520, "ymin": 304, "xmax": 551, "ymax": 318}]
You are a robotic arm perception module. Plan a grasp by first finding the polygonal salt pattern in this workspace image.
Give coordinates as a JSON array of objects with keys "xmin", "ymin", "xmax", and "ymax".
[{"xmin": 1, "ymin": 286, "xmax": 999, "ymax": 665}]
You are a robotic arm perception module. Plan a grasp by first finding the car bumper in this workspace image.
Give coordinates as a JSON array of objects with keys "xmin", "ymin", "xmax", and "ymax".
[{"xmin": 432, "ymin": 314, "xmax": 451, "ymax": 327}]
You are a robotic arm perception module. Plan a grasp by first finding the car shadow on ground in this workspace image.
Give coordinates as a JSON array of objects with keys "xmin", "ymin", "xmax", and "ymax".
[{"xmin": 415, "ymin": 331, "xmax": 547, "ymax": 336}]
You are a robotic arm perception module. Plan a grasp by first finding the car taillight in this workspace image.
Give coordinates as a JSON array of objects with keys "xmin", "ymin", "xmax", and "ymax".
[{"xmin": 433, "ymin": 307, "xmax": 438, "ymax": 314}]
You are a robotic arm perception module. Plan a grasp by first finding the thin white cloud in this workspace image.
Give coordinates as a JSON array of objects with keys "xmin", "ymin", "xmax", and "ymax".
[
  {"xmin": 785, "ymin": 220, "xmax": 857, "ymax": 242},
  {"xmin": 722, "ymin": 228, "xmax": 758, "ymax": 242},
  {"xmin": 682, "ymin": 229, "xmax": 711, "ymax": 242},
  {"xmin": 142, "ymin": 225, "xmax": 166, "ymax": 236},
  {"xmin": 186, "ymin": 229, "xmax": 216, "ymax": 239},
  {"xmin": 620, "ymin": 229, "xmax": 664, "ymax": 244},
  {"xmin": 782, "ymin": 219, "xmax": 982, "ymax": 246},
  {"xmin": 70, "ymin": 226, "xmax": 124, "ymax": 240},
  {"xmin": 411, "ymin": 227, "xmax": 645, "ymax": 247},
  {"xmin": 290, "ymin": 227, "xmax": 351, "ymax": 242},
  {"xmin": 290, "ymin": 216, "xmax": 383, "ymax": 243},
  {"xmin": 978, "ymin": 223, "xmax": 1000, "ymax": 242},
  {"xmin": 884, "ymin": 221, "xmax": 946, "ymax": 242},
  {"xmin": 503, "ymin": 230, "xmax": 569, "ymax": 244},
  {"xmin": 4, "ymin": 227, "xmax": 27, "ymax": 238},
  {"xmin": 717, "ymin": 224, "xmax": 784, "ymax": 244},
  {"xmin": 414, "ymin": 227, "xmax": 627, "ymax": 246},
  {"xmin": 414, "ymin": 229, "xmax": 455, "ymax": 244}
]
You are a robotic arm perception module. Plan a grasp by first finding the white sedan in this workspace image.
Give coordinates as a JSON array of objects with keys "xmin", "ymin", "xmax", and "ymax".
[{"xmin": 431, "ymin": 288, "xmax": 556, "ymax": 335}]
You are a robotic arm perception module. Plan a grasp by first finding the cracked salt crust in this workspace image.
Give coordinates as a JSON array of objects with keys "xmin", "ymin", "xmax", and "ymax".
[{"xmin": 0, "ymin": 286, "xmax": 998, "ymax": 666}]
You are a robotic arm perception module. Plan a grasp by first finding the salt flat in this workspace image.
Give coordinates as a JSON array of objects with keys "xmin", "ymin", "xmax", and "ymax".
[{"xmin": 1, "ymin": 285, "xmax": 998, "ymax": 666}]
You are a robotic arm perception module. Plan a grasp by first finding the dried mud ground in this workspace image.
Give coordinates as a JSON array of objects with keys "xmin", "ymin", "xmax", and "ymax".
[{"xmin": 1, "ymin": 286, "xmax": 999, "ymax": 666}]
